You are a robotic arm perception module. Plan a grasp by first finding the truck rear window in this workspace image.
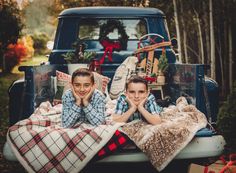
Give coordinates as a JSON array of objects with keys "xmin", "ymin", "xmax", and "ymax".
[{"xmin": 78, "ymin": 19, "xmax": 147, "ymax": 40}]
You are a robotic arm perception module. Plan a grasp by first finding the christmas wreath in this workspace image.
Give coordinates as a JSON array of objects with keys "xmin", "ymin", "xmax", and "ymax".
[{"xmin": 99, "ymin": 20, "xmax": 129, "ymax": 64}]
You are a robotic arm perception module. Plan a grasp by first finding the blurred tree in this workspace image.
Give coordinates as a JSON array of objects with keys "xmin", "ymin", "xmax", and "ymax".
[
  {"xmin": 23, "ymin": 0, "xmax": 56, "ymax": 38},
  {"xmin": 152, "ymin": 0, "xmax": 236, "ymax": 98},
  {"xmin": 173, "ymin": 0, "xmax": 182, "ymax": 63},
  {"xmin": 217, "ymin": 81, "xmax": 236, "ymax": 152},
  {"xmin": 209, "ymin": 0, "xmax": 216, "ymax": 80},
  {"xmin": 51, "ymin": 0, "xmax": 145, "ymax": 14},
  {"xmin": 4, "ymin": 43, "xmax": 27, "ymax": 73},
  {"xmin": 31, "ymin": 32, "xmax": 50, "ymax": 55},
  {"xmin": 0, "ymin": 0, "xmax": 23, "ymax": 73},
  {"xmin": 18, "ymin": 35, "xmax": 35, "ymax": 59}
]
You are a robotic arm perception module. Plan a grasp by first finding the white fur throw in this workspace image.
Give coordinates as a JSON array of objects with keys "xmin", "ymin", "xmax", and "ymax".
[
  {"xmin": 109, "ymin": 56, "xmax": 138, "ymax": 99},
  {"xmin": 121, "ymin": 97, "xmax": 207, "ymax": 171}
]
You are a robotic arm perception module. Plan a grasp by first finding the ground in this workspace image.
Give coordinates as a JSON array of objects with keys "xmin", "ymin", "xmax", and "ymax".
[{"xmin": 0, "ymin": 137, "xmax": 26, "ymax": 173}]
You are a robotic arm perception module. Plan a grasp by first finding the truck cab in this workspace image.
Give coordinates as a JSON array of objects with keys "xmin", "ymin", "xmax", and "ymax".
[{"xmin": 49, "ymin": 7, "xmax": 176, "ymax": 78}]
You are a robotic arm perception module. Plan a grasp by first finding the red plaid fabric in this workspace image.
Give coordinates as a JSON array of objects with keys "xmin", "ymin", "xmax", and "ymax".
[
  {"xmin": 7, "ymin": 104, "xmax": 122, "ymax": 173},
  {"xmin": 95, "ymin": 130, "xmax": 130, "ymax": 160}
]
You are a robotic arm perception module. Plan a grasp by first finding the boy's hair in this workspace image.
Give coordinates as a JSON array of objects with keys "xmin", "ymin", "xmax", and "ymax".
[
  {"xmin": 71, "ymin": 68, "xmax": 94, "ymax": 84},
  {"xmin": 125, "ymin": 75, "xmax": 148, "ymax": 90}
]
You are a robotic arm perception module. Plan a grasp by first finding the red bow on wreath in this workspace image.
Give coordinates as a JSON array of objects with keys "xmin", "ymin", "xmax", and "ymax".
[{"xmin": 99, "ymin": 39, "xmax": 121, "ymax": 64}]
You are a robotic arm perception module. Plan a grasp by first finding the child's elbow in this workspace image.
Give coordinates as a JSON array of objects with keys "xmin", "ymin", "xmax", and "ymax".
[
  {"xmin": 111, "ymin": 114, "xmax": 120, "ymax": 122},
  {"xmin": 152, "ymin": 117, "xmax": 162, "ymax": 125}
]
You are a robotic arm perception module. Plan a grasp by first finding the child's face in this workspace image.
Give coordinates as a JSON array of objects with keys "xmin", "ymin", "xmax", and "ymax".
[
  {"xmin": 126, "ymin": 82, "xmax": 148, "ymax": 106},
  {"xmin": 72, "ymin": 76, "xmax": 94, "ymax": 98}
]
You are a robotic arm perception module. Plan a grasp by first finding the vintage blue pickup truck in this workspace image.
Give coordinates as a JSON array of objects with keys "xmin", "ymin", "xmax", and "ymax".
[{"xmin": 4, "ymin": 6, "xmax": 225, "ymax": 169}]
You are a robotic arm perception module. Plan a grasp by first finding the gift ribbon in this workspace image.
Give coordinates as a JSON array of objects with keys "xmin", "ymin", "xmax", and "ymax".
[
  {"xmin": 204, "ymin": 153, "xmax": 236, "ymax": 173},
  {"xmin": 204, "ymin": 166, "xmax": 216, "ymax": 173},
  {"xmin": 100, "ymin": 39, "xmax": 121, "ymax": 64},
  {"xmin": 219, "ymin": 154, "xmax": 236, "ymax": 173}
]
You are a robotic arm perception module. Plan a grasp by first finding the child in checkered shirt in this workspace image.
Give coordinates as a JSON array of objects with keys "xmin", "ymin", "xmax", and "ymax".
[
  {"xmin": 112, "ymin": 75, "xmax": 162, "ymax": 125},
  {"xmin": 61, "ymin": 68, "xmax": 106, "ymax": 128}
]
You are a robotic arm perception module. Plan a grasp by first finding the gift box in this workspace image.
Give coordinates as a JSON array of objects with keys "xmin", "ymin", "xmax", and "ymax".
[
  {"xmin": 188, "ymin": 163, "xmax": 222, "ymax": 173},
  {"xmin": 188, "ymin": 161, "xmax": 236, "ymax": 173},
  {"xmin": 188, "ymin": 154, "xmax": 236, "ymax": 173}
]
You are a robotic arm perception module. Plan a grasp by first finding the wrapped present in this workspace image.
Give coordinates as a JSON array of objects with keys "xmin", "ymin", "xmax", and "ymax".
[
  {"xmin": 188, "ymin": 154, "xmax": 236, "ymax": 173},
  {"xmin": 188, "ymin": 163, "xmax": 223, "ymax": 173}
]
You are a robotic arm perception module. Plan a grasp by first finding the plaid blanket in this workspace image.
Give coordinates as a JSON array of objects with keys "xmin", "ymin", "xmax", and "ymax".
[
  {"xmin": 121, "ymin": 97, "xmax": 208, "ymax": 172},
  {"xmin": 7, "ymin": 102, "xmax": 122, "ymax": 173}
]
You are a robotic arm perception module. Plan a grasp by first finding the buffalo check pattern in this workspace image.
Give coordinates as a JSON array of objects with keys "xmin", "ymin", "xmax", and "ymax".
[
  {"xmin": 7, "ymin": 103, "xmax": 122, "ymax": 173},
  {"xmin": 95, "ymin": 130, "xmax": 130, "ymax": 160}
]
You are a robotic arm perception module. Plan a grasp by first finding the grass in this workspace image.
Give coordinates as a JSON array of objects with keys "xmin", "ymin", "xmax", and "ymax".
[
  {"xmin": 12, "ymin": 55, "xmax": 48, "ymax": 74},
  {"xmin": 0, "ymin": 55, "xmax": 48, "ymax": 172}
]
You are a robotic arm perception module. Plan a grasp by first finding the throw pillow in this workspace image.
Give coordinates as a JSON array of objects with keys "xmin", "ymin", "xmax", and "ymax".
[
  {"xmin": 53, "ymin": 71, "xmax": 71, "ymax": 105},
  {"xmin": 93, "ymin": 72, "xmax": 110, "ymax": 94}
]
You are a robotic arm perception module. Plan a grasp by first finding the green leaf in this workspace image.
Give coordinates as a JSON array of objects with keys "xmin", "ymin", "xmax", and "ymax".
[{"xmin": 157, "ymin": 50, "xmax": 169, "ymax": 73}]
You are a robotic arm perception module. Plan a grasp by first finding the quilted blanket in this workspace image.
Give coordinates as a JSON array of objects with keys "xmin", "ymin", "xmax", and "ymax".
[
  {"xmin": 7, "ymin": 102, "xmax": 122, "ymax": 173},
  {"xmin": 121, "ymin": 97, "xmax": 208, "ymax": 172}
]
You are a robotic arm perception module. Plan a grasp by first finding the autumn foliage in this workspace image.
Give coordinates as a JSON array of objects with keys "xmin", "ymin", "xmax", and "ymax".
[
  {"xmin": 18, "ymin": 35, "xmax": 35, "ymax": 59},
  {"xmin": 4, "ymin": 43, "xmax": 27, "ymax": 72}
]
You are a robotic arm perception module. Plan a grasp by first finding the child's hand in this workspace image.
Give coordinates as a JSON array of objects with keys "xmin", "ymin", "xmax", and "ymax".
[
  {"xmin": 138, "ymin": 97, "xmax": 147, "ymax": 110},
  {"xmin": 138, "ymin": 92, "xmax": 149, "ymax": 111},
  {"xmin": 71, "ymin": 84, "xmax": 82, "ymax": 106},
  {"xmin": 83, "ymin": 85, "xmax": 95, "ymax": 106},
  {"xmin": 125, "ymin": 95, "xmax": 137, "ymax": 111}
]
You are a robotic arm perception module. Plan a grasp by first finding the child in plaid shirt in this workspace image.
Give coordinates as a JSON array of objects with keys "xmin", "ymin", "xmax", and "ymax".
[
  {"xmin": 112, "ymin": 75, "xmax": 162, "ymax": 125},
  {"xmin": 61, "ymin": 68, "xmax": 106, "ymax": 128}
]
